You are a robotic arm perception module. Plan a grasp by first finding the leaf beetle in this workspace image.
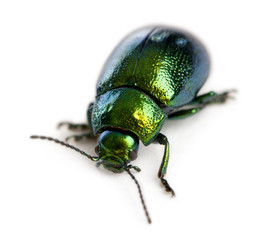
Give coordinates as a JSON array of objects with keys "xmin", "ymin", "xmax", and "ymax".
[{"xmin": 31, "ymin": 26, "xmax": 234, "ymax": 223}]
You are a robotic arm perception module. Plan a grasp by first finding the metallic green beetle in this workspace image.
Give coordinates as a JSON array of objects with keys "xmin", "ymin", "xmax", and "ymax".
[{"xmin": 31, "ymin": 26, "xmax": 233, "ymax": 223}]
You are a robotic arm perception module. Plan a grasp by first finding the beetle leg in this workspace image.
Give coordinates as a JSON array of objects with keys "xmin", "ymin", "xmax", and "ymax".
[
  {"xmin": 156, "ymin": 133, "xmax": 175, "ymax": 197},
  {"xmin": 168, "ymin": 90, "xmax": 236, "ymax": 119},
  {"xmin": 65, "ymin": 133, "xmax": 95, "ymax": 142},
  {"xmin": 189, "ymin": 90, "xmax": 236, "ymax": 105},
  {"xmin": 168, "ymin": 107, "xmax": 203, "ymax": 119},
  {"xmin": 57, "ymin": 122, "xmax": 89, "ymax": 131}
]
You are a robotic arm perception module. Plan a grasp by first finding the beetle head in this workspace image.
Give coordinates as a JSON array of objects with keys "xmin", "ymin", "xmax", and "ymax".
[{"xmin": 95, "ymin": 130, "xmax": 139, "ymax": 173}]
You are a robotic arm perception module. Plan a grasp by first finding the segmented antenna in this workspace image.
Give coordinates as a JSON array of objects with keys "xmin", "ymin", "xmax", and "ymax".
[
  {"xmin": 126, "ymin": 169, "xmax": 152, "ymax": 224},
  {"xmin": 30, "ymin": 135, "xmax": 99, "ymax": 162},
  {"xmin": 31, "ymin": 135, "xmax": 151, "ymax": 223}
]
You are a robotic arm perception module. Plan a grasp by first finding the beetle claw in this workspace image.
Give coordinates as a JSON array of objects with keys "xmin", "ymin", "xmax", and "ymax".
[
  {"xmin": 212, "ymin": 89, "xmax": 237, "ymax": 104},
  {"xmin": 226, "ymin": 89, "xmax": 237, "ymax": 100}
]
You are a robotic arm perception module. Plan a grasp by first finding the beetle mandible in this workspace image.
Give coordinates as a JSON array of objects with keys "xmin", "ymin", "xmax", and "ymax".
[{"xmin": 31, "ymin": 26, "xmax": 234, "ymax": 223}]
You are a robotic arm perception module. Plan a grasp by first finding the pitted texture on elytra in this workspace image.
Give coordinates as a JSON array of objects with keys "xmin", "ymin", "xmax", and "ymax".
[
  {"xmin": 96, "ymin": 27, "xmax": 154, "ymax": 94},
  {"xmin": 92, "ymin": 88, "xmax": 167, "ymax": 145},
  {"xmin": 96, "ymin": 26, "xmax": 210, "ymax": 108}
]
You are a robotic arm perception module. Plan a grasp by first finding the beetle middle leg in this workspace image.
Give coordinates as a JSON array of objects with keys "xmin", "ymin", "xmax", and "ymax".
[
  {"xmin": 65, "ymin": 133, "xmax": 95, "ymax": 142},
  {"xmin": 155, "ymin": 133, "xmax": 175, "ymax": 197}
]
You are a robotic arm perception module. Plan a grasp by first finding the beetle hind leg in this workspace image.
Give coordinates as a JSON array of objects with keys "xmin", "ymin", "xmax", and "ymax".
[
  {"xmin": 155, "ymin": 133, "xmax": 175, "ymax": 197},
  {"xmin": 168, "ymin": 90, "xmax": 236, "ymax": 120},
  {"xmin": 190, "ymin": 89, "xmax": 236, "ymax": 106}
]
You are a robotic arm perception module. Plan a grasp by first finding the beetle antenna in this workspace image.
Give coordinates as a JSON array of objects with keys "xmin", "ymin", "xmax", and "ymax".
[
  {"xmin": 30, "ymin": 135, "xmax": 99, "ymax": 162},
  {"xmin": 126, "ymin": 169, "xmax": 152, "ymax": 224}
]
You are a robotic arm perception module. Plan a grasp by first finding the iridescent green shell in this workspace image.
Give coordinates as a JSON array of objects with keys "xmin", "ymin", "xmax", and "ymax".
[
  {"xmin": 96, "ymin": 26, "xmax": 210, "ymax": 108},
  {"xmin": 92, "ymin": 26, "xmax": 210, "ymax": 145}
]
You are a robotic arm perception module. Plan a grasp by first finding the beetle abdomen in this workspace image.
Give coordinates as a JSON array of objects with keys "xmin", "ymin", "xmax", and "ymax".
[
  {"xmin": 92, "ymin": 88, "xmax": 167, "ymax": 145},
  {"xmin": 96, "ymin": 26, "xmax": 210, "ymax": 108}
]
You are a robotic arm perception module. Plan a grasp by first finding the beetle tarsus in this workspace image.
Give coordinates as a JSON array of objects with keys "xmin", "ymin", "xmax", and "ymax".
[
  {"xmin": 208, "ymin": 89, "xmax": 237, "ymax": 104},
  {"xmin": 161, "ymin": 177, "xmax": 175, "ymax": 197}
]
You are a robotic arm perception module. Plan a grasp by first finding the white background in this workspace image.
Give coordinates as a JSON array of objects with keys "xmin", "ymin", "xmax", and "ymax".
[{"xmin": 1, "ymin": 0, "xmax": 264, "ymax": 239}]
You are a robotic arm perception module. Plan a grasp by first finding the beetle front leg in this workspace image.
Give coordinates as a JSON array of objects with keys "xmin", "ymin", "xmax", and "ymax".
[{"xmin": 156, "ymin": 133, "xmax": 175, "ymax": 197}]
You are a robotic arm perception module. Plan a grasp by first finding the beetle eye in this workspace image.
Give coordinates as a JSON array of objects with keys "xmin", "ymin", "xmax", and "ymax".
[
  {"xmin": 95, "ymin": 145, "xmax": 99, "ymax": 154},
  {"xmin": 129, "ymin": 150, "xmax": 137, "ymax": 160}
]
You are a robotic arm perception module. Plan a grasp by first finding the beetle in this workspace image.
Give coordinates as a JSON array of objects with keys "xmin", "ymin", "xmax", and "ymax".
[{"xmin": 31, "ymin": 26, "xmax": 234, "ymax": 223}]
